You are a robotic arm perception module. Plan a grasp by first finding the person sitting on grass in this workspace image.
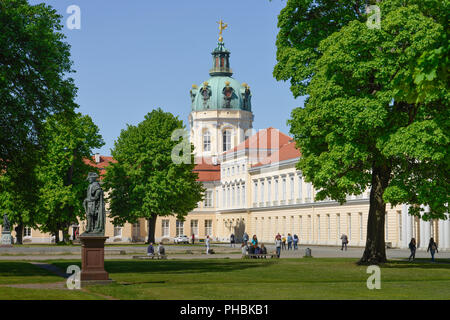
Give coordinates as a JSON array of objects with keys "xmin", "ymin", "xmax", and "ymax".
[{"xmin": 147, "ymin": 243, "xmax": 155, "ymax": 256}]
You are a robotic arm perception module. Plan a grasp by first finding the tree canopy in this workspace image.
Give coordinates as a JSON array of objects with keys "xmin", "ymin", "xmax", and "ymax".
[
  {"xmin": 104, "ymin": 108, "xmax": 205, "ymax": 243},
  {"xmin": 0, "ymin": 0, "xmax": 77, "ymax": 169},
  {"xmin": 275, "ymin": 0, "xmax": 449, "ymax": 263},
  {"xmin": 36, "ymin": 112, "xmax": 104, "ymax": 242}
]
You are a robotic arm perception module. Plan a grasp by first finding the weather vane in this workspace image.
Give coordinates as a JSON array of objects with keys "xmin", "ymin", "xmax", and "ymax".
[{"xmin": 217, "ymin": 19, "xmax": 228, "ymax": 42}]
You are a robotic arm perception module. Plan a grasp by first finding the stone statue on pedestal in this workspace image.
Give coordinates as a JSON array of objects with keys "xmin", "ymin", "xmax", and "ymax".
[
  {"xmin": 82, "ymin": 172, "xmax": 106, "ymax": 236},
  {"xmin": 1, "ymin": 214, "xmax": 13, "ymax": 246},
  {"xmin": 2, "ymin": 214, "xmax": 10, "ymax": 232}
]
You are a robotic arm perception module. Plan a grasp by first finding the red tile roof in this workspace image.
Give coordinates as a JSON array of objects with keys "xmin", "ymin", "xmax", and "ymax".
[
  {"xmin": 83, "ymin": 155, "xmax": 220, "ymax": 182},
  {"xmin": 225, "ymin": 127, "xmax": 291, "ymax": 155},
  {"xmin": 193, "ymin": 157, "xmax": 221, "ymax": 182},
  {"xmin": 252, "ymin": 140, "xmax": 301, "ymax": 168},
  {"xmin": 83, "ymin": 155, "xmax": 116, "ymax": 179}
]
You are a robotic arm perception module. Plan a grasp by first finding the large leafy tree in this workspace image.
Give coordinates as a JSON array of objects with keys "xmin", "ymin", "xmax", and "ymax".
[
  {"xmin": 276, "ymin": 0, "xmax": 449, "ymax": 264},
  {"xmin": 104, "ymin": 109, "xmax": 205, "ymax": 243},
  {"xmin": 36, "ymin": 112, "xmax": 104, "ymax": 243},
  {"xmin": 0, "ymin": 0, "xmax": 77, "ymax": 169},
  {"xmin": 0, "ymin": 148, "xmax": 40, "ymax": 244}
]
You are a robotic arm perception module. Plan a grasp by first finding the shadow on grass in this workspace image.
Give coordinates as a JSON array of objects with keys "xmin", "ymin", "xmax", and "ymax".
[
  {"xmin": 50, "ymin": 259, "xmax": 277, "ymax": 276},
  {"xmin": 380, "ymin": 259, "xmax": 450, "ymax": 270},
  {"xmin": 0, "ymin": 262, "xmax": 58, "ymax": 278}
]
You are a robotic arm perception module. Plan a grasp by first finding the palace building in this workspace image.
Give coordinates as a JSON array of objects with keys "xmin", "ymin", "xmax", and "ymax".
[{"xmin": 4, "ymin": 28, "xmax": 449, "ymax": 251}]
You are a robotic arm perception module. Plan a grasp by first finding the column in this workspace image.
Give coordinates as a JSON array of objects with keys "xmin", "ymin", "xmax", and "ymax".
[
  {"xmin": 444, "ymin": 214, "xmax": 450, "ymax": 249},
  {"xmin": 404, "ymin": 204, "xmax": 411, "ymax": 249},
  {"xmin": 438, "ymin": 219, "xmax": 444, "ymax": 249}
]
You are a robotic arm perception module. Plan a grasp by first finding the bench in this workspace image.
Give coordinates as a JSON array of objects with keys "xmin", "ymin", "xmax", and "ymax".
[
  {"xmin": 243, "ymin": 253, "xmax": 278, "ymax": 259},
  {"xmin": 133, "ymin": 254, "xmax": 167, "ymax": 260}
]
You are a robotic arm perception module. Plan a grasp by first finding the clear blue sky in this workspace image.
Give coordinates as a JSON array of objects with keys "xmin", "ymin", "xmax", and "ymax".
[{"xmin": 31, "ymin": 0, "xmax": 304, "ymax": 156}]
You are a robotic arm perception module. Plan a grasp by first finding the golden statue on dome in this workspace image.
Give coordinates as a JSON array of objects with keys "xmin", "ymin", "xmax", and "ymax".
[{"xmin": 217, "ymin": 19, "xmax": 228, "ymax": 42}]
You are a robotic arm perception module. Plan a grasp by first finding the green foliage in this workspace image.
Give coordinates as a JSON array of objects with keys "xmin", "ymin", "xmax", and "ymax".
[
  {"xmin": 0, "ymin": 0, "xmax": 77, "ymax": 168},
  {"xmin": 104, "ymin": 108, "xmax": 205, "ymax": 227},
  {"xmin": 35, "ymin": 112, "xmax": 104, "ymax": 238},
  {"xmin": 279, "ymin": 0, "xmax": 449, "ymax": 220}
]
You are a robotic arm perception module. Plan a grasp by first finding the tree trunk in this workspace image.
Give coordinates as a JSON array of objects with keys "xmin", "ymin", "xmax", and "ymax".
[
  {"xmin": 147, "ymin": 216, "xmax": 157, "ymax": 244},
  {"xmin": 54, "ymin": 230, "xmax": 60, "ymax": 243},
  {"xmin": 15, "ymin": 223, "xmax": 24, "ymax": 245},
  {"xmin": 62, "ymin": 224, "xmax": 70, "ymax": 244},
  {"xmin": 359, "ymin": 164, "xmax": 391, "ymax": 265}
]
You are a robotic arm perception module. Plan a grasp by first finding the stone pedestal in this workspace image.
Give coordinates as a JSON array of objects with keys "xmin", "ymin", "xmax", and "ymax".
[
  {"xmin": 79, "ymin": 235, "xmax": 109, "ymax": 281},
  {"xmin": 1, "ymin": 232, "xmax": 13, "ymax": 247}
]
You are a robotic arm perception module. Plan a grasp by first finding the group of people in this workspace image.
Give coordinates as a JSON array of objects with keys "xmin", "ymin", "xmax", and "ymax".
[
  {"xmin": 408, "ymin": 237, "xmax": 440, "ymax": 262},
  {"xmin": 146, "ymin": 242, "xmax": 166, "ymax": 257}
]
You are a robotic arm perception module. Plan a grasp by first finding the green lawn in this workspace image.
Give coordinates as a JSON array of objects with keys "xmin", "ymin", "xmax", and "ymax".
[{"xmin": 0, "ymin": 258, "xmax": 449, "ymax": 299}]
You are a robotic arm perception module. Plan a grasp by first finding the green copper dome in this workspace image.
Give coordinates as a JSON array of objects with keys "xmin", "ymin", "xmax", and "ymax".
[{"xmin": 190, "ymin": 42, "xmax": 252, "ymax": 112}]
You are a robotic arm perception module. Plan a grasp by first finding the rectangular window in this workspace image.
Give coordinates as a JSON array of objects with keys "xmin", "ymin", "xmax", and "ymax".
[
  {"xmin": 261, "ymin": 181, "xmax": 265, "ymax": 204},
  {"xmin": 114, "ymin": 226, "xmax": 122, "ymax": 237},
  {"xmin": 317, "ymin": 215, "xmax": 321, "ymax": 241},
  {"xmin": 337, "ymin": 214, "xmax": 340, "ymax": 239},
  {"xmin": 242, "ymin": 185, "xmax": 245, "ymax": 207},
  {"xmin": 307, "ymin": 183, "xmax": 312, "ymax": 202},
  {"xmin": 203, "ymin": 132, "xmax": 211, "ymax": 152},
  {"xmin": 222, "ymin": 187, "xmax": 226, "ymax": 207},
  {"xmin": 162, "ymin": 220, "xmax": 170, "ymax": 237},
  {"xmin": 360, "ymin": 213, "xmax": 363, "ymax": 241},
  {"xmin": 268, "ymin": 180, "xmax": 272, "ymax": 203},
  {"xmin": 176, "ymin": 220, "xmax": 184, "ymax": 237},
  {"xmin": 237, "ymin": 185, "xmax": 240, "ymax": 207},
  {"xmin": 274, "ymin": 179, "xmax": 279, "ymax": 201},
  {"xmin": 327, "ymin": 215, "xmax": 330, "ymax": 241},
  {"xmin": 347, "ymin": 214, "xmax": 351, "ymax": 240},
  {"xmin": 23, "ymin": 227, "xmax": 32, "ymax": 237},
  {"xmin": 282, "ymin": 178, "xmax": 287, "ymax": 201},
  {"xmin": 290, "ymin": 176, "xmax": 294, "ymax": 200},
  {"xmin": 232, "ymin": 186, "xmax": 235, "ymax": 207},
  {"xmin": 190, "ymin": 220, "xmax": 198, "ymax": 236},
  {"xmin": 205, "ymin": 220, "xmax": 212, "ymax": 236},
  {"xmin": 398, "ymin": 211, "xmax": 402, "ymax": 241},
  {"xmin": 254, "ymin": 181, "xmax": 258, "ymax": 204},
  {"xmin": 204, "ymin": 190, "xmax": 213, "ymax": 207},
  {"xmin": 308, "ymin": 215, "xmax": 312, "ymax": 240},
  {"xmin": 385, "ymin": 214, "xmax": 389, "ymax": 241},
  {"xmin": 298, "ymin": 175, "xmax": 303, "ymax": 201}
]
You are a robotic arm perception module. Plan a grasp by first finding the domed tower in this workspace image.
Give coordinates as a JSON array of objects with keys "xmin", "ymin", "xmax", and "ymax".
[{"xmin": 189, "ymin": 21, "xmax": 254, "ymax": 160}]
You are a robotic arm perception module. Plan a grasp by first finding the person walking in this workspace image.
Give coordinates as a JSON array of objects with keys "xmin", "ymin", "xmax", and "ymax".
[
  {"xmin": 191, "ymin": 234, "xmax": 195, "ymax": 245},
  {"xmin": 427, "ymin": 238, "xmax": 439, "ymax": 262},
  {"xmin": 408, "ymin": 238, "xmax": 416, "ymax": 262},
  {"xmin": 230, "ymin": 233, "xmax": 235, "ymax": 248},
  {"xmin": 205, "ymin": 235, "xmax": 211, "ymax": 255},
  {"xmin": 340, "ymin": 234, "xmax": 348, "ymax": 251},
  {"xmin": 287, "ymin": 233, "xmax": 293, "ymax": 250},
  {"xmin": 275, "ymin": 237, "xmax": 282, "ymax": 258},
  {"xmin": 281, "ymin": 235, "xmax": 286, "ymax": 250},
  {"xmin": 293, "ymin": 234, "xmax": 299, "ymax": 250}
]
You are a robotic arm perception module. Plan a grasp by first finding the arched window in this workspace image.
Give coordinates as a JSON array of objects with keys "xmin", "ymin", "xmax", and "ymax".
[
  {"xmin": 223, "ymin": 129, "xmax": 232, "ymax": 152},
  {"xmin": 203, "ymin": 131, "xmax": 211, "ymax": 152}
]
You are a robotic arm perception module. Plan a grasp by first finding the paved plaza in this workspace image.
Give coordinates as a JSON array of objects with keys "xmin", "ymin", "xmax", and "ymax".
[{"xmin": 1, "ymin": 244, "xmax": 448, "ymax": 261}]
